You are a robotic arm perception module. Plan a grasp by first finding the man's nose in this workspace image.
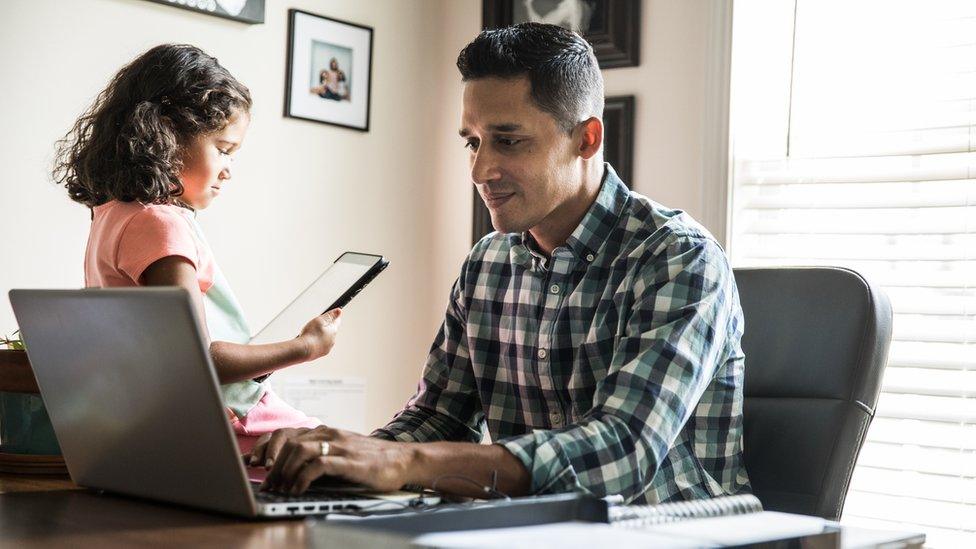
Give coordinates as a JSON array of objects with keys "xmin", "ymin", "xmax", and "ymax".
[{"xmin": 471, "ymin": 147, "xmax": 501, "ymax": 186}]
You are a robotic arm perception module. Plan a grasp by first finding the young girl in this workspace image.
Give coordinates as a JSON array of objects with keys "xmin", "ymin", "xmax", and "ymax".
[{"xmin": 52, "ymin": 44, "xmax": 335, "ymax": 455}]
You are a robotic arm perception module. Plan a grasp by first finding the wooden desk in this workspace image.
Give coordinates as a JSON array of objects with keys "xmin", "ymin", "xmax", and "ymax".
[
  {"xmin": 1, "ymin": 475, "xmax": 927, "ymax": 548},
  {"xmin": 0, "ymin": 473, "xmax": 308, "ymax": 548}
]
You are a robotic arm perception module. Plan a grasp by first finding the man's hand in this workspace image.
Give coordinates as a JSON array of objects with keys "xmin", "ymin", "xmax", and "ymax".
[
  {"xmin": 251, "ymin": 426, "xmax": 415, "ymax": 495},
  {"xmin": 246, "ymin": 425, "xmax": 532, "ymax": 498}
]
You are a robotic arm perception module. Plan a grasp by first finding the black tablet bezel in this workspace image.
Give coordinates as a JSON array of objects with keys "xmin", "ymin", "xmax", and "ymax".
[{"xmin": 323, "ymin": 252, "xmax": 389, "ymax": 313}]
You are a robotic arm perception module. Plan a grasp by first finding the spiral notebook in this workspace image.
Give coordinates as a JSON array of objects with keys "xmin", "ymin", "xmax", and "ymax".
[{"xmin": 609, "ymin": 493, "xmax": 763, "ymax": 528}]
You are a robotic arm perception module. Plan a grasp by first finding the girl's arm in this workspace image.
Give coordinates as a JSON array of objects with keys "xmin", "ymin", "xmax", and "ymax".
[{"xmin": 142, "ymin": 256, "xmax": 340, "ymax": 384}]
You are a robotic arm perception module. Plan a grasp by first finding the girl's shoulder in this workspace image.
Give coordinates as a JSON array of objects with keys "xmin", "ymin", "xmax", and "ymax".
[
  {"xmin": 94, "ymin": 200, "xmax": 192, "ymax": 226},
  {"xmin": 86, "ymin": 200, "xmax": 208, "ymax": 289},
  {"xmin": 92, "ymin": 200, "xmax": 198, "ymax": 249}
]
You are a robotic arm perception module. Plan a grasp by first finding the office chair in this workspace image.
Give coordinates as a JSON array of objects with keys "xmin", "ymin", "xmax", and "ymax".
[{"xmin": 734, "ymin": 267, "xmax": 893, "ymax": 521}]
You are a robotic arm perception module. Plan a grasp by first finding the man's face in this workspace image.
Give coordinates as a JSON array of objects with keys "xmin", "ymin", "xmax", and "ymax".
[{"xmin": 460, "ymin": 76, "xmax": 580, "ymax": 235}]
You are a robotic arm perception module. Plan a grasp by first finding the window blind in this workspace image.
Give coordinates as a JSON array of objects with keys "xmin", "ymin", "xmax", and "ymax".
[{"xmin": 730, "ymin": 1, "xmax": 975, "ymax": 546}]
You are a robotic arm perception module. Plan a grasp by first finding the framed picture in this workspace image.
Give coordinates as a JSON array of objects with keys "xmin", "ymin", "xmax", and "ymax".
[
  {"xmin": 284, "ymin": 9, "xmax": 373, "ymax": 131},
  {"xmin": 482, "ymin": 0, "xmax": 640, "ymax": 69},
  {"xmin": 143, "ymin": 0, "xmax": 265, "ymax": 24},
  {"xmin": 603, "ymin": 95, "xmax": 635, "ymax": 185},
  {"xmin": 471, "ymin": 95, "xmax": 637, "ymax": 243}
]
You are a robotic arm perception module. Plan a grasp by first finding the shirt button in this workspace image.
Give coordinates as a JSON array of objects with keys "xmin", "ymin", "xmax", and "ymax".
[
  {"xmin": 550, "ymin": 411, "xmax": 562, "ymax": 425},
  {"xmin": 585, "ymin": 253, "xmax": 595, "ymax": 262},
  {"xmin": 537, "ymin": 348, "xmax": 548, "ymax": 360},
  {"xmin": 549, "ymin": 284, "xmax": 560, "ymax": 294}
]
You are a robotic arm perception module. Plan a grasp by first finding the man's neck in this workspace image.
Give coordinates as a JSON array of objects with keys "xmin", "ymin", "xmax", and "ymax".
[{"xmin": 529, "ymin": 162, "xmax": 605, "ymax": 256}]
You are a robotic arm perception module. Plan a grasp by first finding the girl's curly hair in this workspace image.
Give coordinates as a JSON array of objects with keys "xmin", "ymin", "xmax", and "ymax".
[{"xmin": 53, "ymin": 44, "xmax": 252, "ymax": 208}]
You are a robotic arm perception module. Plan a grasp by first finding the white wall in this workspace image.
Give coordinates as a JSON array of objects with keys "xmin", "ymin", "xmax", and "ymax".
[
  {"xmin": 0, "ymin": 0, "xmax": 726, "ymax": 431},
  {"xmin": 602, "ymin": 0, "xmax": 731, "ymax": 240}
]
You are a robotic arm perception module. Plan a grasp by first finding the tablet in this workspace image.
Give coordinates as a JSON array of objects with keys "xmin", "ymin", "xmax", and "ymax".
[{"xmin": 249, "ymin": 252, "xmax": 388, "ymax": 345}]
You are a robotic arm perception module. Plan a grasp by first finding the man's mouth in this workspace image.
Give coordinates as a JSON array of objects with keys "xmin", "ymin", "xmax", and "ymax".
[{"xmin": 483, "ymin": 191, "xmax": 515, "ymax": 208}]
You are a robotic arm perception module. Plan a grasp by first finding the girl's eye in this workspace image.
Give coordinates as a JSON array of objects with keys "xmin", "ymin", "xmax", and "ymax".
[{"xmin": 219, "ymin": 149, "xmax": 231, "ymax": 156}]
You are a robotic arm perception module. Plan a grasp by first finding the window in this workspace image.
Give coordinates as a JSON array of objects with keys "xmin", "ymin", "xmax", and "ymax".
[{"xmin": 730, "ymin": 1, "xmax": 975, "ymax": 546}]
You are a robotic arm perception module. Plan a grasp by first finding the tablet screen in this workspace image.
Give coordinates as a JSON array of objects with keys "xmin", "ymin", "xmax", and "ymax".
[{"xmin": 249, "ymin": 253, "xmax": 381, "ymax": 344}]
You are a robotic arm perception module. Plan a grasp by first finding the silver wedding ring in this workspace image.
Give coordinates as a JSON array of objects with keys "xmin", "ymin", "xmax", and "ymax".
[{"xmin": 319, "ymin": 441, "xmax": 330, "ymax": 457}]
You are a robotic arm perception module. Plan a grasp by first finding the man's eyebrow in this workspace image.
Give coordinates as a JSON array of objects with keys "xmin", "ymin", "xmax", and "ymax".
[
  {"xmin": 458, "ymin": 123, "xmax": 524, "ymax": 137},
  {"xmin": 489, "ymin": 123, "xmax": 523, "ymax": 133}
]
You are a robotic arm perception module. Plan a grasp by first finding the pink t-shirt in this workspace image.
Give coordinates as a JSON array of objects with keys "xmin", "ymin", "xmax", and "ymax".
[
  {"xmin": 85, "ymin": 201, "xmax": 215, "ymax": 289},
  {"xmin": 85, "ymin": 201, "xmax": 319, "ymax": 446}
]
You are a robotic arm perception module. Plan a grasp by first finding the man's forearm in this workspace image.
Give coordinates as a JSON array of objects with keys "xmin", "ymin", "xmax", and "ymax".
[{"xmin": 405, "ymin": 441, "xmax": 531, "ymax": 498}]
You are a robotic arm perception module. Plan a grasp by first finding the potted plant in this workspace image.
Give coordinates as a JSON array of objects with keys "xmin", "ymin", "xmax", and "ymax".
[{"xmin": 0, "ymin": 329, "xmax": 62, "ymax": 457}]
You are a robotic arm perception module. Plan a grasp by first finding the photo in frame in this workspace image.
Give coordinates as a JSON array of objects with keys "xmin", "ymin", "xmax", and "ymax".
[
  {"xmin": 482, "ymin": 0, "xmax": 640, "ymax": 69},
  {"xmin": 471, "ymin": 94, "xmax": 636, "ymax": 243},
  {"xmin": 142, "ymin": 0, "xmax": 265, "ymax": 24},
  {"xmin": 284, "ymin": 9, "xmax": 373, "ymax": 131}
]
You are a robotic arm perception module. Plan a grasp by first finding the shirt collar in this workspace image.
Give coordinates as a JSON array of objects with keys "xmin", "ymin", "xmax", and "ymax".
[{"xmin": 509, "ymin": 163, "xmax": 629, "ymax": 269}]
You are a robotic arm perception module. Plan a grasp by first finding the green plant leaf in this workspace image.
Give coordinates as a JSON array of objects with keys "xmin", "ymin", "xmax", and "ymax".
[{"xmin": 1, "ymin": 329, "xmax": 25, "ymax": 350}]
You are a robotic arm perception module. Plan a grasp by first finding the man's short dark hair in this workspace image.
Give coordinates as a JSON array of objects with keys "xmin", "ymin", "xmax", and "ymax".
[{"xmin": 457, "ymin": 22, "xmax": 604, "ymax": 133}]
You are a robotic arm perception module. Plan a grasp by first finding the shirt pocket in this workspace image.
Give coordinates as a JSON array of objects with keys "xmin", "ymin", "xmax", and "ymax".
[{"xmin": 568, "ymin": 336, "xmax": 616, "ymax": 421}]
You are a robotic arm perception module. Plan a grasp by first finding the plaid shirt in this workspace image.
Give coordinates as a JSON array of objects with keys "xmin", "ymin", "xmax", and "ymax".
[{"xmin": 375, "ymin": 165, "xmax": 750, "ymax": 503}]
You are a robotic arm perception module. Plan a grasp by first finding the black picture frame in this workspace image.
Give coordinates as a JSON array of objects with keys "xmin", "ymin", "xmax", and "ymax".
[
  {"xmin": 143, "ymin": 0, "xmax": 265, "ymax": 24},
  {"xmin": 471, "ymin": 95, "xmax": 637, "ymax": 244},
  {"xmin": 602, "ymin": 95, "xmax": 635, "ymax": 186},
  {"xmin": 482, "ymin": 0, "xmax": 640, "ymax": 69},
  {"xmin": 284, "ymin": 9, "xmax": 374, "ymax": 132}
]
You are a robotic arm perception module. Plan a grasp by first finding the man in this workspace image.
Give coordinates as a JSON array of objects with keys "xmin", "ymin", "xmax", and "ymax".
[{"xmin": 250, "ymin": 22, "xmax": 750, "ymax": 504}]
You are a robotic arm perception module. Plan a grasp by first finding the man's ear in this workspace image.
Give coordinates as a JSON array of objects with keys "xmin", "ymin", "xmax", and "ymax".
[{"xmin": 576, "ymin": 117, "xmax": 603, "ymax": 160}]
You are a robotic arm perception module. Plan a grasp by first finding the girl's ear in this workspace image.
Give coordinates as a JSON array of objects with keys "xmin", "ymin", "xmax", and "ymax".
[{"xmin": 577, "ymin": 117, "xmax": 603, "ymax": 160}]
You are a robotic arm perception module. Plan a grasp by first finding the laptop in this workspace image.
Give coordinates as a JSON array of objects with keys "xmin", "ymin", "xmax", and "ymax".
[{"xmin": 8, "ymin": 287, "xmax": 436, "ymax": 518}]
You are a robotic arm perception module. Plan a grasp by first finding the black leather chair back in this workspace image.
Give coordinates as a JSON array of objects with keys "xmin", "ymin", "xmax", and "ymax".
[{"xmin": 734, "ymin": 267, "xmax": 892, "ymax": 520}]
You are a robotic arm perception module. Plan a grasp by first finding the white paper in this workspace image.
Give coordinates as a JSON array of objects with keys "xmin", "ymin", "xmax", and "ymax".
[
  {"xmin": 413, "ymin": 522, "xmax": 705, "ymax": 549},
  {"xmin": 643, "ymin": 511, "xmax": 830, "ymax": 546},
  {"xmin": 268, "ymin": 376, "xmax": 366, "ymax": 433}
]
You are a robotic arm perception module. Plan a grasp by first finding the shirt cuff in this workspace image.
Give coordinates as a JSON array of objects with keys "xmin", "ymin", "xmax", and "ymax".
[{"xmin": 497, "ymin": 430, "xmax": 586, "ymax": 495}]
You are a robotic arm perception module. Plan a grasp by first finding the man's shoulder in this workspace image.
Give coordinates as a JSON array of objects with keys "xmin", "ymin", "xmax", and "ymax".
[{"xmin": 618, "ymin": 190, "xmax": 722, "ymax": 261}]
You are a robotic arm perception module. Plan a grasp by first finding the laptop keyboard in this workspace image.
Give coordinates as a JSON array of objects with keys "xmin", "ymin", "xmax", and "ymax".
[{"xmin": 252, "ymin": 483, "xmax": 374, "ymax": 503}]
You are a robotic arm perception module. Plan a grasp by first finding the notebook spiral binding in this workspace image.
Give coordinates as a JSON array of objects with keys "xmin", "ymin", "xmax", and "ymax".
[{"xmin": 609, "ymin": 494, "xmax": 763, "ymax": 528}]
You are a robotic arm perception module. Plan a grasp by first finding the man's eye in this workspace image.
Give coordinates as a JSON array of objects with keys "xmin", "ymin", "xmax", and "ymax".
[
  {"xmin": 497, "ymin": 137, "xmax": 522, "ymax": 147},
  {"xmin": 463, "ymin": 140, "xmax": 479, "ymax": 151}
]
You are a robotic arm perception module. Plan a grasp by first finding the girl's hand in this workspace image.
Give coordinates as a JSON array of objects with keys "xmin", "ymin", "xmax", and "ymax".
[{"xmin": 299, "ymin": 308, "xmax": 342, "ymax": 360}]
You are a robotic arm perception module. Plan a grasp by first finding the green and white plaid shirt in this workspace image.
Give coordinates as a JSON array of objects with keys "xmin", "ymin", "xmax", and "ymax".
[{"xmin": 375, "ymin": 165, "xmax": 750, "ymax": 503}]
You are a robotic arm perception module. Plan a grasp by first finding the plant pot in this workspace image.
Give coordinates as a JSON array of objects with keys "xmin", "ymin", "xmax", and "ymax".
[{"xmin": 0, "ymin": 349, "xmax": 62, "ymax": 456}]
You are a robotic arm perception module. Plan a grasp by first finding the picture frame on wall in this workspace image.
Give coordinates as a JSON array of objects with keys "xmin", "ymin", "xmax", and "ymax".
[
  {"xmin": 142, "ymin": 0, "xmax": 266, "ymax": 24},
  {"xmin": 602, "ymin": 95, "xmax": 635, "ymax": 185},
  {"xmin": 482, "ymin": 0, "xmax": 640, "ymax": 69},
  {"xmin": 284, "ymin": 9, "xmax": 373, "ymax": 131},
  {"xmin": 471, "ymin": 95, "xmax": 637, "ymax": 243}
]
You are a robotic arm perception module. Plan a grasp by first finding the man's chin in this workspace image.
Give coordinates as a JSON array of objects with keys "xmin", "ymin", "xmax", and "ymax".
[{"xmin": 489, "ymin": 215, "xmax": 527, "ymax": 235}]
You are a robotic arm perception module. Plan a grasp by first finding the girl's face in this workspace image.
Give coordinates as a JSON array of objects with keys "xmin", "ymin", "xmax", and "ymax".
[{"xmin": 179, "ymin": 112, "xmax": 250, "ymax": 210}]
